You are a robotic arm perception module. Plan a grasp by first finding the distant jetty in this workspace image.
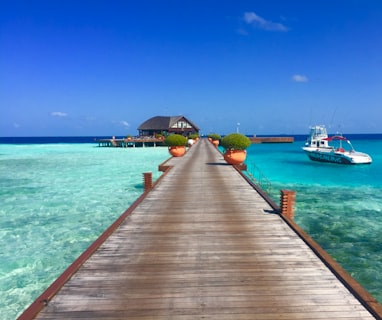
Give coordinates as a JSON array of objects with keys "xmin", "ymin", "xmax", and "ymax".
[
  {"xmin": 250, "ymin": 136, "xmax": 294, "ymax": 143},
  {"xmin": 95, "ymin": 137, "xmax": 165, "ymax": 148}
]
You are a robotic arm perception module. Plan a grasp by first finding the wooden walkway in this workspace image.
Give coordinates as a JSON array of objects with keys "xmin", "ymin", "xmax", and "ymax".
[{"xmin": 22, "ymin": 139, "xmax": 380, "ymax": 319}]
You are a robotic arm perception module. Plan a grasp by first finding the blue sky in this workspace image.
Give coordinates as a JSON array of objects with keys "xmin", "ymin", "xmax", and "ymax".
[{"xmin": 1, "ymin": 0, "xmax": 382, "ymax": 136}]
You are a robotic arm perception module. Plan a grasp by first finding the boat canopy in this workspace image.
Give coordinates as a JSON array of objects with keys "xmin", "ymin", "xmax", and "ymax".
[{"xmin": 323, "ymin": 136, "xmax": 348, "ymax": 141}]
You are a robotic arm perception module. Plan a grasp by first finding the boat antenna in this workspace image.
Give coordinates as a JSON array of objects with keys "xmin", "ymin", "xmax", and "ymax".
[{"xmin": 329, "ymin": 107, "xmax": 338, "ymax": 131}]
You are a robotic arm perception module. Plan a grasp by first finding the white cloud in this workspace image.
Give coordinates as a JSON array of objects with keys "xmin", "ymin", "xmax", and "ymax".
[
  {"xmin": 292, "ymin": 74, "xmax": 309, "ymax": 83},
  {"xmin": 120, "ymin": 121, "xmax": 130, "ymax": 128},
  {"xmin": 50, "ymin": 111, "xmax": 68, "ymax": 117},
  {"xmin": 243, "ymin": 12, "xmax": 288, "ymax": 32}
]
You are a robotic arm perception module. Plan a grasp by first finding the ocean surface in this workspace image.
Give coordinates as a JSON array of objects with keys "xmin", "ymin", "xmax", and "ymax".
[
  {"xmin": 245, "ymin": 134, "xmax": 382, "ymax": 306},
  {"xmin": 0, "ymin": 138, "xmax": 170, "ymax": 319},
  {"xmin": 1, "ymin": 135, "xmax": 382, "ymax": 319}
]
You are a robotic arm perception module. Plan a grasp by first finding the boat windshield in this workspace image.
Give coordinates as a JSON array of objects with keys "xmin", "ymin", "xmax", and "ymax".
[{"xmin": 309, "ymin": 126, "xmax": 327, "ymax": 138}]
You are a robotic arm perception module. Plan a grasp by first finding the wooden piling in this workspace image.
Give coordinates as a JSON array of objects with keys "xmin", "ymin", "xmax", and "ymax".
[
  {"xmin": 280, "ymin": 189, "xmax": 296, "ymax": 219},
  {"xmin": 143, "ymin": 172, "xmax": 153, "ymax": 191}
]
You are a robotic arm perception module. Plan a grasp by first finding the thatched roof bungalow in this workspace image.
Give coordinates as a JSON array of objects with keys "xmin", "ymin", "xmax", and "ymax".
[{"xmin": 138, "ymin": 116, "xmax": 200, "ymax": 137}]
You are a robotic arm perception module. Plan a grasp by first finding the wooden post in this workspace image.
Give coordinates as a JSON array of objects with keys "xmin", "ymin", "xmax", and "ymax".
[
  {"xmin": 280, "ymin": 190, "xmax": 296, "ymax": 219},
  {"xmin": 235, "ymin": 163, "xmax": 247, "ymax": 171},
  {"xmin": 143, "ymin": 172, "xmax": 153, "ymax": 191}
]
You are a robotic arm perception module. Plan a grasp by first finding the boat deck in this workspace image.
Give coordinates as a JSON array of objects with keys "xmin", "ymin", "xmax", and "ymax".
[{"xmin": 22, "ymin": 139, "xmax": 380, "ymax": 319}]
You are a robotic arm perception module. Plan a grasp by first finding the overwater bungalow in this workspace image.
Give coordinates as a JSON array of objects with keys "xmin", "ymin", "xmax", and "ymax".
[
  {"xmin": 137, "ymin": 115, "xmax": 200, "ymax": 137},
  {"xmin": 96, "ymin": 115, "xmax": 200, "ymax": 147}
]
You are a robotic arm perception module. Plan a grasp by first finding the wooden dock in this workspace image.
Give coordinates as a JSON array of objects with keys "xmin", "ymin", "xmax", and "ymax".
[
  {"xmin": 96, "ymin": 137, "xmax": 165, "ymax": 147},
  {"xmin": 250, "ymin": 136, "xmax": 294, "ymax": 143},
  {"xmin": 20, "ymin": 139, "xmax": 381, "ymax": 319}
]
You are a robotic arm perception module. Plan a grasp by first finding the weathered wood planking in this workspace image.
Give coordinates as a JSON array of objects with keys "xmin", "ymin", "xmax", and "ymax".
[{"xmin": 31, "ymin": 139, "xmax": 378, "ymax": 319}]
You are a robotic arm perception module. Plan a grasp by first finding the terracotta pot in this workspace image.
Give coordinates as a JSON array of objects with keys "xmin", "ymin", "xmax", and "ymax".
[
  {"xmin": 212, "ymin": 140, "xmax": 219, "ymax": 147},
  {"xmin": 223, "ymin": 149, "xmax": 247, "ymax": 165},
  {"xmin": 168, "ymin": 146, "xmax": 186, "ymax": 157}
]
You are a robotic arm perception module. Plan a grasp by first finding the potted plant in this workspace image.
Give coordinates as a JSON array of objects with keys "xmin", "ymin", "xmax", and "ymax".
[
  {"xmin": 188, "ymin": 133, "xmax": 199, "ymax": 141},
  {"xmin": 155, "ymin": 133, "xmax": 164, "ymax": 140},
  {"xmin": 221, "ymin": 133, "xmax": 251, "ymax": 165},
  {"xmin": 208, "ymin": 133, "xmax": 221, "ymax": 147},
  {"xmin": 189, "ymin": 133, "xmax": 200, "ymax": 145},
  {"xmin": 164, "ymin": 134, "xmax": 187, "ymax": 157}
]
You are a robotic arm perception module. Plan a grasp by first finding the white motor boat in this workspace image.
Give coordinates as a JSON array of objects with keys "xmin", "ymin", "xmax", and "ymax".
[{"xmin": 302, "ymin": 125, "xmax": 372, "ymax": 165}]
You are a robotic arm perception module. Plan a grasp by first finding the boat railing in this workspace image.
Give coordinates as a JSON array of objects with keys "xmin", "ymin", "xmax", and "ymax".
[{"xmin": 245, "ymin": 161, "xmax": 273, "ymax": 196}]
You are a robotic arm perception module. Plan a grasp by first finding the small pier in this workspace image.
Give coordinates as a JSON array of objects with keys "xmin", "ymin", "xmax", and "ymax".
[
  {"xmin": 250, "ymin": 136, "xmax": 294, "ymax": 143},
  {"xmin": 20, "ymin": 139, "xmax": 381, "ymax": 319},
  {"xmin": 96, "ymin": 137, "xmax": 165, "ymax": 147}
]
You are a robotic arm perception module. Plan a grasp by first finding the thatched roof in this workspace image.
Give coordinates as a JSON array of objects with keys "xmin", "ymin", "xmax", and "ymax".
[{"xmin": 138, "ymin": 116, "xmax": 200, "ymax": 131}]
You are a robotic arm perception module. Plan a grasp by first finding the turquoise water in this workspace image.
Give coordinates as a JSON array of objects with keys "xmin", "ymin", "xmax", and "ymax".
[
  {"xmin": 0, "ymin": 144, "xmax": 169, "ymax": 319},
  {"xmin": 245, "ymin": 138, "xmax": 382, "ymax": 304}
]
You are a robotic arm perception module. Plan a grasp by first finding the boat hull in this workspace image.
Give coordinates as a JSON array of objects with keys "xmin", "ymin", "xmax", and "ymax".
[{"xmin": 303, "ymin": 148, "xmax": 372, "ymax": 165}]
